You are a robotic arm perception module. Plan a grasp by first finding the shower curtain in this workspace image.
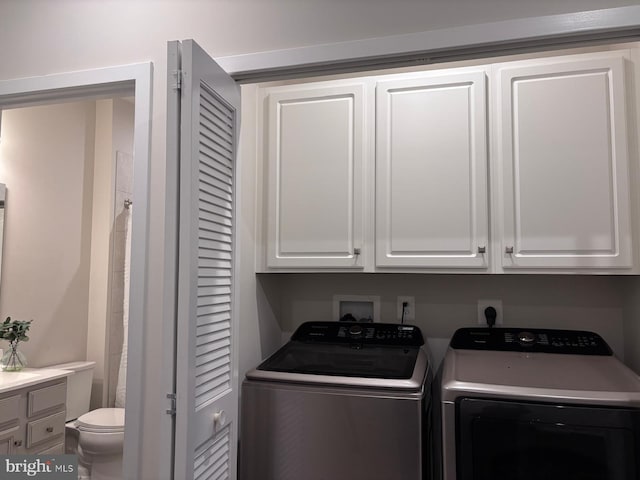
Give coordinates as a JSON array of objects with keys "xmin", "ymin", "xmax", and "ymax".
[{"xmin": 115, "ymin": 205, "xmax": 131, "ymax": 408}]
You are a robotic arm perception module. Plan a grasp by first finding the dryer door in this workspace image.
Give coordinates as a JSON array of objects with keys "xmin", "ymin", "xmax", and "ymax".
[{"xmin": 456, "ymin": 398, "xmax": 640, "ymax": 480}]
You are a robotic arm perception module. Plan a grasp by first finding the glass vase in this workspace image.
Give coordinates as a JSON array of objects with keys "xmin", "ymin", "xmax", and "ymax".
[{"xmin": 1, "ymin": 344, "xmax": 27, "ymax": 371}]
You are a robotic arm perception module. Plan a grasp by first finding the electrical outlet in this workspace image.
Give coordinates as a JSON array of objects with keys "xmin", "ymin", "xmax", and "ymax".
[
  {"xmin": 397, "ymin": 296, "xmax": 415, "ymax": 323},
  {"xmin": 477, "ymin": 299, "xmax": 503, "ymax": 326}
]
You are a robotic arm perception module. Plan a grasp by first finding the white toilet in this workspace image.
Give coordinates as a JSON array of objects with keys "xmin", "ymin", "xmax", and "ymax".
[{"xmin": 48, "ymin": 361, "xmax": 125, "ymax": 480}]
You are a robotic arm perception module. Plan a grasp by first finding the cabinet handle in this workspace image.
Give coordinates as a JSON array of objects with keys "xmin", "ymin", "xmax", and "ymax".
[
  {"xmin": 505, "ymin": 246, "xmax": 514, "ymax": 254},
  {"xmin": 353, "ymin": 248, "xmax": 361, "ymax": 256},
  {"xmin": 13, "ymin": 440, "xmax": 22, "ymax": 447},
  {"xmin": 45, "ymin": 426, "xmax": 54, "ymax": 433},
  {"xmin": 478, "ymin": 246, "xmax": 486, "ymax": 254}
]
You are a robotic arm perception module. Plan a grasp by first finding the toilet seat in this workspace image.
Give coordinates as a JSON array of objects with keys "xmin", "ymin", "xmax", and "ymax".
[{"xmin": 76, "ymin": 408, "xmax": 125, "ymax": 433}]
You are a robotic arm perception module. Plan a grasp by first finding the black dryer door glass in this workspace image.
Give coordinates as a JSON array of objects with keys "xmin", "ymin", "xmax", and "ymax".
[{"xmin": 457, "ymin": 398, "xmax": 640, "ymax": 480}]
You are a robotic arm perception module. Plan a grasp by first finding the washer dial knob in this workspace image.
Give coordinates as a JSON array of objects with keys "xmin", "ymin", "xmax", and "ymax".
[
  {"xmin": 348, "ymin": 325, "xmax": 364, "ymax": 337},
  {"xmin": 518, "ymin": 331, "xmax": 536, "ymax": 346}
]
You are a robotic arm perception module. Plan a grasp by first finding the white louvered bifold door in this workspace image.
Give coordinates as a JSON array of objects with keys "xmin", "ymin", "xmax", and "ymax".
[{"xmin": 174, "ymin": 39, "xmax": 241, "ymax": 480}]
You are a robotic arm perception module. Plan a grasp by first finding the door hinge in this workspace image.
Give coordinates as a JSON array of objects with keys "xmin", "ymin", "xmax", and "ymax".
[
  {"xmin": 166, "ymin": 393, "xmax": 176, "ymax": 416},
  {"xmin": 171, "ymin": 70, "xmax": 182, "ymax": 91}
]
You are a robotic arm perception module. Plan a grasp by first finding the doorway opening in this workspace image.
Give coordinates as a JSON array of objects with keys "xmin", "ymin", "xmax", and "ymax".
[{"xmin": 0, "ymin": 63, "xmax": 152, "ymax": 479}]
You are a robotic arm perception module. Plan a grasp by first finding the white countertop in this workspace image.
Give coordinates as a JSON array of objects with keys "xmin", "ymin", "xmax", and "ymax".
[{"xmin": 0, "ymin": 368, "xmax": 70, "ymax": 395}]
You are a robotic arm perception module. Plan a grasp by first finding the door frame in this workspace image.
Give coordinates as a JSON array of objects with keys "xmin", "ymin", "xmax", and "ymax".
[{"xmin": 0, "ymin": 62, "xmax": 153, "ymax": 479}]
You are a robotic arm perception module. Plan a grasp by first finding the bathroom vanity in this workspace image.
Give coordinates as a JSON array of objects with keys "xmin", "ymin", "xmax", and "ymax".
[{"xmin": 0, "ymin": 369, "xmax": 69, "ymax": 454}]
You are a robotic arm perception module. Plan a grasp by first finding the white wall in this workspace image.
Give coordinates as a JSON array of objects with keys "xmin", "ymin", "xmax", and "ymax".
[
  {"xmin": 0, "ymin": 101, "xmax": 96, "ymax": 366},
  {"xmin": 2, "ymin": 2, "xmax": 639, "ymax": 478}
]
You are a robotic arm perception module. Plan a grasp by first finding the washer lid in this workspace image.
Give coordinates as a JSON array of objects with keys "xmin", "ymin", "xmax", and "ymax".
[
  {"xmin": 77, "ymin": 408, "xmax": 125, "ymax": 432},
  {"xmin": 247, "ymin": 344, "xmax": 429, "ymax": 391},
  {"xmin": 258, "ymin": 342, "xmax": 420, "ymax": 379},
  {"xmin": 246, "ymin": 321, "xmax": 429, "ymax": 390}
]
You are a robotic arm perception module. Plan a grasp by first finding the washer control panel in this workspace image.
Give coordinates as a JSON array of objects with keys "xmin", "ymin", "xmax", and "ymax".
[
  {"xmin": 450, "ymin": 327, "xmax": 612, "ymax": 355},
  {"xmin": 292, "ymin": 321, "xmax": 424, "ymax": 347}
]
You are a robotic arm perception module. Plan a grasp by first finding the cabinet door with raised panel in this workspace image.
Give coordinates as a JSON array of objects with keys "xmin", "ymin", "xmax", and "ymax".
[
  {"xmin": 376, "ymin": 70, "xmax": 489, "ymax": 268},
  {"xmin": 265, "ymin": 83, "xmax": 366, "ymax": 268},
  {"xmin": 496, "ymin": 53, "xmax": 633, "ymax": 269}
]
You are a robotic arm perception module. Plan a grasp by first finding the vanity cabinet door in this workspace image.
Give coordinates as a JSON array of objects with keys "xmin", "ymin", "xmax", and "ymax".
[
  {"xmin": 495, "ymin": 53, "xmax": 633, "ymax": 270},
  {"xmin": 0, "ymin": 425, "xmax": 19, "ymax": 455},
  {"xmin": 265, "ymin": 83, "xmax": 367, "ymax": 269},
  {"xmin": 376, "ymin": 70, "xmax": 489, "ymax": 268},
  {"xmin": 0, "ymin": 436, "xmax": 11, "ymax": 455}
]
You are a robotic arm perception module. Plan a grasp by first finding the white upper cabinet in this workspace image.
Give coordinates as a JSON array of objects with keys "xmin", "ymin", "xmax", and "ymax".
[
  {"xmin": 376, "ymin": 70, "xmax": 489, "ymax": 268},
  {"xmin": 495, "ymin": 53, "xmax": 633, "ymax": 270},
  {"xmin": 265, "ymin": 83, "xmax": 367, "ymax": 268},
  {"xmin": 258, "ymin": 48, "xmax": 638, "ymax": 273}
]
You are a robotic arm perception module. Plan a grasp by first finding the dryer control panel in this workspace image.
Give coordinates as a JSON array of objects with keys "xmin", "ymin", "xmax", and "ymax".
[{"xmin": 450, "ymin": 327, "xmax": 612, "ymax": 355}]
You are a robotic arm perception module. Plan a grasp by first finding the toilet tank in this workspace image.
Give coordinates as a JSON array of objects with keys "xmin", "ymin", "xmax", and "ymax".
[{"xmin": 46, "ymin": 361, "xmax": 95, "ymax": 421}]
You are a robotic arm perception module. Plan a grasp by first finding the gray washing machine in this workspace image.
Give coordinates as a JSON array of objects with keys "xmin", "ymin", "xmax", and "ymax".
[
  {"xmin": 438, "ymin": 327, "xmax": 640, "ymax": 480},
  {"xmin": 240, "ymin": 321, "xmax": 433, "ymax": 480}
]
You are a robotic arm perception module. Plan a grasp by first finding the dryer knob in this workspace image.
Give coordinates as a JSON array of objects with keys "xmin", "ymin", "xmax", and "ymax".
[
  {"xmin": 518, "ymin": 331, "xmax": 536, "ymax": 345},
  {"xmin": 348, "ymin": 325, "xmax": 364, "ymax": 337}
]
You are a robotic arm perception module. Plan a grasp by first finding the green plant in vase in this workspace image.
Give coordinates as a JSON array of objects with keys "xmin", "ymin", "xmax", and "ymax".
[{"xmin": 0, "ymin": 317, "xmax": 32, "ymax": 371}]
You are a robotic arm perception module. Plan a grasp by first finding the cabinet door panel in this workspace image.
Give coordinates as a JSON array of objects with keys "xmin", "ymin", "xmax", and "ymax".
[
  {"xmin": 266, "ymin": 84, "xmax": 365, "ymax": 268},
  {"xmin": 498, "ymin": 54, "xmax": 632, "ymax": 269},
  {"xmin": 376, "ymin": 71, "xmax": 489, "ymax": 268},
  {"xmin": 0, "ymin": 425, "xmax": 19, "ymax": 455}
]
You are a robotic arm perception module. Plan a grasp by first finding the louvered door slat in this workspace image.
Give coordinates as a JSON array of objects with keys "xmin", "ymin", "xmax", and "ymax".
[
  {"xmin": 196, "ymin": 319, "xmax": 231, "ymax": 339},
  {"xmin": 199, "ymin": 175, "xmax": 232, "ymax": 197},
  {"xmin": 198, "ymin": 236, "xmax": 231, "ymax": 249},
  {"xmin": 199, "ymin": 127, "xmax": 233, "ymax": 160},
  {"xmin": 195, "ymin": 349, "xmax": 231, "ymax": 378},
  {"xmin": 200, "ymin": 143, "xmax": 234, "ymax": 173},
  {"xmin": 200, "ymin": 211, "xmax": 232, "ymax": 225},
  {"xmin": 199, "ymin": 242, "xmax": 232, "ymax": 255},
  {"xmin": 197, "ymin": 291, "xmax": 231, "ymax": 304},
  {"xmin": 195, "ymin": 368, "xmax": 231, "ymax": 404},
  {"xmin": 198, "ymin": 277, "xmax": 231, "ymax": 288},
  {"xmin": 198, "ymin": 258, "xmax": 231, "ymax": 270},
  {"xmin": 196, "ymin": 341, "xmax": 231, "ymax": 367},
  {"xmin": 194, "ymin": 430, "xmax": 230, "ymax": 480},
  {"xmin": 199, "ymin": 192, "xmax": 231, "ymax": 218},
  {"xmin": 200, "ymin": 188, "xmax": 232, "ymax": 211},
  {"xmin": 199, "ymin": 123, "xmax": 233, "ymax": 157},
  {"xmin": 201, "ymin": 161, "xmax": 233, "ymax": 186}
]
